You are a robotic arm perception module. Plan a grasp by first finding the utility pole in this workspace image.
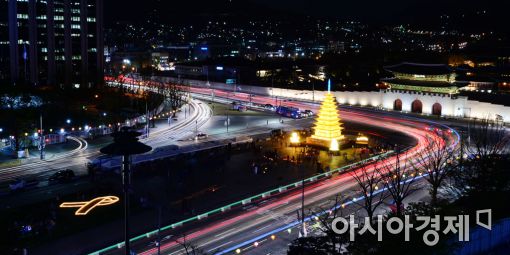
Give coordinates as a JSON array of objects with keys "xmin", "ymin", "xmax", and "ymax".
[
  {"xmin": 459, "ymin": 130, "xmax": 464, "ymax": 169},
  {"xmin": 249, "ymin": 88, "xmax": 253, "ymax": 110},
  {"xmin": 145, "ymin": 100, "xmax": 149, "ymax": 138},
  {"xmin": 226, "ymin": 112, "xmax": 229, "ymax": 133},
  {"xmin": 312, "ymin": 80, "xmax": 315, "ymax": 103},
  {"xmin": 39, "ymin": 114, "xmax": 45, "ymax": 160},
  {"xmin": 301, "ymin": 169, "xmax": 305, "ymax": 237},
  {"xmin": 206, "ymin": 67, "xmax": 210, "ymax": 86},
  {"xmin": 100, "ymin": 128, "xmax": 151, "ymax": 255},
  {"xmin": 271, "ymin": 73, "xmax": 274, "ymax": 99},
  {"xmin": 297, "ymin": 158, "xmax": 306, "ymax": 238},
  {"xmin": 157, "ymin": 206, "xmax": 162, "ymax": 255}
]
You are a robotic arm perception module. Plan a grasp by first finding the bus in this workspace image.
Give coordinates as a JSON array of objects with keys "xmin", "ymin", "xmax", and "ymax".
[{"xmin": 276, "ymin": 106, "xmax": 302, "ymax": 119}]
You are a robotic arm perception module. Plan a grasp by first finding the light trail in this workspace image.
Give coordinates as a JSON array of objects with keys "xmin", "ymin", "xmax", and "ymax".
[
  {"xmin": 0, "ymin": 94, "xmax": 212, "ymax": 183},
  {"xmin": 89, "ymin": 80, "xmax": 459, "ymax": 255}
]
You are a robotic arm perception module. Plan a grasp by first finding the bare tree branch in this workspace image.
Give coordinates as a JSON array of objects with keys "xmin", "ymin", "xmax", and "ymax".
[
  {"xmin": 378, "ymin": 150, "xmax": 419, "ymax": 216},
  {"xmin": 350, "ymin": 158, "xmax": 389, "ymax": 221},
  {"xmin": 411, "ymin": 132, "xmax": 458, "ymax": 205}
]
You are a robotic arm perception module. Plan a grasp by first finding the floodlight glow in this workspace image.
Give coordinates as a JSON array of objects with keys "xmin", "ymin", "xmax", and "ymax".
[
  {"xmin": 330, "ymin": 138, "xmax": 339, "ymax": 151},
  {"xmin": 290, "ymin": 132, "xmax": 300, "ymax": 144}
]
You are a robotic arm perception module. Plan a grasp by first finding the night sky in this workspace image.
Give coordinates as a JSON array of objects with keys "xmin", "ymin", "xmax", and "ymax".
[{"xmin": 105, "ymin": 0, "xmax": 507, "ymax": 26}]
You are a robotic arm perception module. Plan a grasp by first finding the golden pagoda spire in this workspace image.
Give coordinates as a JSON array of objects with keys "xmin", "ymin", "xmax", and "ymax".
[{"xmin": 310, "ymin": 80, "xmax": 344, "ymax": 144}]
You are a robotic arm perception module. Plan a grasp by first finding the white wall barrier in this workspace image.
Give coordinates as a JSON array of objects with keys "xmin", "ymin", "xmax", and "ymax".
[{"xmin": 155, "ymin": 76, "xmax": 510, "ymax": 123}]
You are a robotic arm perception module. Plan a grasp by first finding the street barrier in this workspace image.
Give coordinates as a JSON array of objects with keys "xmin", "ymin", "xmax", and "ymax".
[{"xmin": 89, "ymin": 149, "xmax": 395, "ymax": 255}]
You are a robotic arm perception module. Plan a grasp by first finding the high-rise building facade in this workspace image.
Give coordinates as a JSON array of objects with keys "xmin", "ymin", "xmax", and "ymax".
[{"xmin": 0, "ymin": 0, "xmax": 104, "ymax": 88}]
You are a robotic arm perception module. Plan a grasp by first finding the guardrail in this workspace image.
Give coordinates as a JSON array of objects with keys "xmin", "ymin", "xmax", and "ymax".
[{"xmin": 89, "ymin": 149, "xmax": 396, "ymax": 255}]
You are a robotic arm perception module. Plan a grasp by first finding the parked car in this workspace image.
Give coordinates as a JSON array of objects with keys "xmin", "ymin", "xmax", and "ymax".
[
  {"xmin": 49, "ymin": 169, "xmax": 75, "ymax": 183},
  {"xmin": 303, "ymin": 110, "xmax": 314, "ymax": 117},
  {"xmin": 195, "ymin": 133, "xmax": 208, "ymax": 140},
  {"xmin": 9, "ymin": 179, "xmax": 39, "ymax": 191},
  {"xmin": 264, "ymin": 104, "xmax": 276, "ymax": 111},
  {"xmin": 276, "ymin": 106, "xmax": 302, "ymax": 119},
  {"xmin": 233, "ymin": 104, "xmax": 247, "ymax": 111}
]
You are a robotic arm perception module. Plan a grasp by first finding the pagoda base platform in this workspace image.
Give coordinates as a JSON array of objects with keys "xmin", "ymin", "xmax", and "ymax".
[{"xmin": 305, "ymin": 137, "xmax": 344, "ymax": 149}]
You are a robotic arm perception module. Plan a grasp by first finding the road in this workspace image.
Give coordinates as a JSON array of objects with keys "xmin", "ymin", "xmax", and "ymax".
[
  {"xmin": 0, "ymin": 99, "xmax": 212, "ymax": 185},
  {"xmin": 89, "ymin": 85, "xmax": 459, "ymax": 255}
]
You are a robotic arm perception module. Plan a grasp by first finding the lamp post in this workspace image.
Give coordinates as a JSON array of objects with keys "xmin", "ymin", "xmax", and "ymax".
[
  {"xmin": 312, "ymin": 80, "xmax": 315, "ymax": 103},
  {"xmin": 100, "ymin": 127, "xmax": 152, "ymax": 255},
  {"xmin": 226, "ymin": 112, "xmax": 230, "ymax": 133},
  {"xmin": 39, "ymin": 114, "xmax": 45, "ymax": 160},
  {"xmin": 145, "ymin": 100, "xmax": 149, "ymax": 138},
  {"xmin": 290, "ymin": 132, "xmax": 305, "ymax": 237}
]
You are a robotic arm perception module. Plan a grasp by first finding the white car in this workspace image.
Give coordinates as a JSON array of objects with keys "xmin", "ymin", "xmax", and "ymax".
[{"xmin": 195, "ymin": 133, "xmax": 208, "ymax": 140}]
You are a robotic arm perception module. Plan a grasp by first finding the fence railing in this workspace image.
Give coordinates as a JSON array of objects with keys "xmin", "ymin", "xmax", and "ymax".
[{"xmin": 89, "ymin": 149, "xmax": 397, "ymax": 255}]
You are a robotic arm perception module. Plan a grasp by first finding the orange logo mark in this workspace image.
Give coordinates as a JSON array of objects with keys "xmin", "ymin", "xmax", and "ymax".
[{"xmin": 60, "ymin": 196, "xmax": 119, "ymax": 215}]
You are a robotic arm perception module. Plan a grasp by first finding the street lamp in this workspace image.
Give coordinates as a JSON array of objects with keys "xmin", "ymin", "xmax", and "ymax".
[
  {"xmin": 290, "ymin": 132, "xmax": 300, "ymax": 145},
  {"xmin": 100, "ymin": 127, "xmax": 152, "ymax": 255},
  {"xmin": 39, "ymin": 114, "xmax": 45, "ymax": 160},
  {"xmin": 329, "ymin": 138, "xmax": 339, "ymax": 152}
]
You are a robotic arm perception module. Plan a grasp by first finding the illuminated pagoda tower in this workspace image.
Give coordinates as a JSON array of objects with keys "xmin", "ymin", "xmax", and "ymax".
[{"xmin": 307, "ymin": 79, "xmax": 344, "ymax": 148}]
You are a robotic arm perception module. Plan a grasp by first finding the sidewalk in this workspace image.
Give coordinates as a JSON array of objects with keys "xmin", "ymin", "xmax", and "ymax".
[{"xmin": 0, "ymin": 139, "xmax": 80, "ymax": 169}]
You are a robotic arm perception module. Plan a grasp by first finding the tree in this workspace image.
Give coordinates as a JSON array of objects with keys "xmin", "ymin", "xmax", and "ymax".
[
  {"xmin": 451, "ymin": 117, "xmax": 510, "ymax": 196},
  {"xmin": 163, "ymin": 81, "xmax": 186, "ymax": 117},
  {"xmin": 412, "ymin": 133, "xmax": 457, "ymax": 205},
  {"xmin": 378, "ymin": 150, "xmax": 418, "ymax": 216},
  {"xmin": 350, "ymin": 159, "xmax": 388, "ymax": 221},
  {"xmin": 466, "ymin": 117, "xmax": 509, "ymax": 166},
  {"xmin": 0, "ymin": 95, "xmax": 36, "ymax": 155},
  {"xmin": 291, "ymin": 195, "xmax": 352, "ymax": 254},
  {"xmin": 176, "ymin": 233, "xmax": 207, "ymax": 255}
]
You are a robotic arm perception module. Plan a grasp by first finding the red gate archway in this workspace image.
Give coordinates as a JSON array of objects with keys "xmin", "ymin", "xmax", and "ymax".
[
  {"xmin": 393, "ymin": 99, "xmax": 402, "ymax": 111},
  {"xmin": 411, "ymin": 100, "xmax": 423, "ymax": 114},
  {"xmin": 432, "ymin": 103, "xmax": 442, "ymax": 116}
]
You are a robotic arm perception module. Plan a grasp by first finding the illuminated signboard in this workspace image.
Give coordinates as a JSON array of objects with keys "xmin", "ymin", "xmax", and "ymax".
[{"xmin": 60, "ymin": 196, "xmax": 119, "ymax": 216}]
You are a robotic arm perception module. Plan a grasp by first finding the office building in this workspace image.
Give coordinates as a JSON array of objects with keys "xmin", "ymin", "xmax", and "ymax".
[{"xmin": 0, "ymin": 0, "xmax": 104, "ymax": 88}]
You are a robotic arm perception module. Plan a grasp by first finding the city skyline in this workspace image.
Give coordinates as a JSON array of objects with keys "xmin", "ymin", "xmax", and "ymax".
[{"xmin": 0, "ymin": 1, "xmax": 509, "ymax": 255}]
